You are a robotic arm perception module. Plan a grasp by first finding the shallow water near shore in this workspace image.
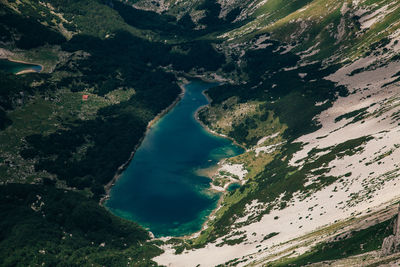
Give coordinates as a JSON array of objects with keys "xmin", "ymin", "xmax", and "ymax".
[
  {"xmin": 106, "ymin": 81, "xmax": 243, "ymax": 237},
  {"xmin": 0, "ymin": 59, "xmax": 42, "ymax": 74}
]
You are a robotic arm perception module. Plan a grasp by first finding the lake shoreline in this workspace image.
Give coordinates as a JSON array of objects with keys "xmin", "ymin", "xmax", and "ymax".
[
  {"xmin": 102, "ymin": 78, "xmax": 244, "ymax": 240},
  {"xmin": 160, "ymin": 86, "xmax": 246, "ymax": 240},
  {"xmin": 5, "ymin": 57, "xmax": 44, "ymax": 74},
  {"xmin": 194, "ymin": 98, "xmax": 247, "ymax": 151},
  {"xmin": 99, "ymin": 80, "xmax": 187, "ymax": 207}
]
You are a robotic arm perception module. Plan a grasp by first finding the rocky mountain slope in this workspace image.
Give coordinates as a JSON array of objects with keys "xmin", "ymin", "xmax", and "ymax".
[
  {"xmin": 153, "ymin": 0, "xmax": 400, "ymax": 266},
  {"xmin": 1, "ymin": 0, "xmax": 400, "ymax": 266}
]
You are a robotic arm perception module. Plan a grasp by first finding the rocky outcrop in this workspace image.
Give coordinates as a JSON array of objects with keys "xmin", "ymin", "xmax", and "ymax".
[
  {"xmin": 381, "ymin": 205, "xmax": 400, "ymax": 256},
  {"xmin": 0, "ymin": 48, "xmax": 14, "ymax": 58}
]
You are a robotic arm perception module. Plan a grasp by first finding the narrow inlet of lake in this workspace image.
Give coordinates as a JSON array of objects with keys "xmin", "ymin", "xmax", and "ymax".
[
  {"xmin": 105, "ymin": 81, "xmax": 243, "ymax": 237},
  {"xmin": 0, "ymin": 59, "xmax": 42, "ymax": 74}
]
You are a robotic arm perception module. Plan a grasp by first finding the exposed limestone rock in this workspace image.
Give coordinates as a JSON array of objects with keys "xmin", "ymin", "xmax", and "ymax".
[
  {"xmin": 382, "ymin": 235, "xmax": 396, "ymax": 256},
  {"xmin": 381, "ymin": 205, "xmax": 400, "ymax": 256},
  {"xmin": 0, "ymin": 48, "xmax": 14, "ymax": 58}
]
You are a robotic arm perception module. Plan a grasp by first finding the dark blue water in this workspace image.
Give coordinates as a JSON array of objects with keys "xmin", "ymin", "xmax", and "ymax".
[
  {"xmin": 227, "ymin": 183, "xmax": 241, "ymax": 192},
  {"xmin": 0, "ymin": 59, "xmax": 42, "ymax": 74},
  {"xmin": 106, "ymin": 81, "xmax": 243, "ymax": 237}
]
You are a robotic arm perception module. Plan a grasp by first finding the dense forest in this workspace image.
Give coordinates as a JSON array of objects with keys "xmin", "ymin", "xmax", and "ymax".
[
  {"xmin": 1, "ymin": 0, "xmax": 227, "ymax": 195},
  {"xmin": 0, "ymin": 183, "xmax": 162, "ymax": 266},
  {"xmin": 0, "ymin": 0, "xmax": 230, "ymax": 265}
]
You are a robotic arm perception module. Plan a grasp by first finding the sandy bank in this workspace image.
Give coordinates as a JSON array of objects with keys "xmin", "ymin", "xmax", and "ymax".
[{"xmin": 7, "ymin": 58, "xmax": 44, "ymax": 74}]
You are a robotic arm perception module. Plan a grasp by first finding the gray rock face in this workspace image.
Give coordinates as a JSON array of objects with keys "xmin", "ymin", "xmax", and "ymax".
[
  {"xmin": 381, "ymin": 206, "xmax": 400, "ymax": 256},
  {"xmin": 381, "ymin": 235, "xmax": 396, "ymax": 256}
]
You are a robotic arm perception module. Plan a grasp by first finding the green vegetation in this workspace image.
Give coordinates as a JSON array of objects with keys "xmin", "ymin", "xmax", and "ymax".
[
  {"xmin": 335, "ymin": 107, "xmax": 369, "ymax": 123},
  {"xmin": 0, "ymin": 71, "xmax": 33, "ymax": 129},
  {"xmin": 270, "ymin": 217, "xmax": 394, "ymax": 266},
  {"xmin": 262, "ymin": 232, "xmax": 279, "ymax": 241},
  {"xmin": 0, "ymin": 183, "xmax": 162, "ymax": 266},
  {"xmin": 0, "ymin": 5, "xmax": 66, "ymax": 49},
  {"xmin": 202, "ymin": 38, "xmax": 345, "ymax": 141},
  {"xmin": 200, "ymin": 99, "xmax": 287, "ymax": 147},
  {"xmin": 192, "ymin": 33, "xmax": 349, "ymax": 245},
  {"xmin": 2, "ymin": 0, "xmax": 400, "ymax": 265},
  {"xmin": 0, "ymin": 0, "xmax": 233, "ymax": 264},
  {"xmin": 1, "ymin": 0, "xmax": 227, "ymax": 196},
  {"xmin": 192, "ymin": 136, "xmax": 371, "ymax": 245}
]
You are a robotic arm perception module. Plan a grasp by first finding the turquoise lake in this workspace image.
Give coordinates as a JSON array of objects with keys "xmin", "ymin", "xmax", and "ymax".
[
  {"xmin": 0, "ymin": 59, "xmax": 42, "ymax": 74},
  {"xmin": 106, "ymin": 81, "xmax": 243, "ymax": 237}
]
